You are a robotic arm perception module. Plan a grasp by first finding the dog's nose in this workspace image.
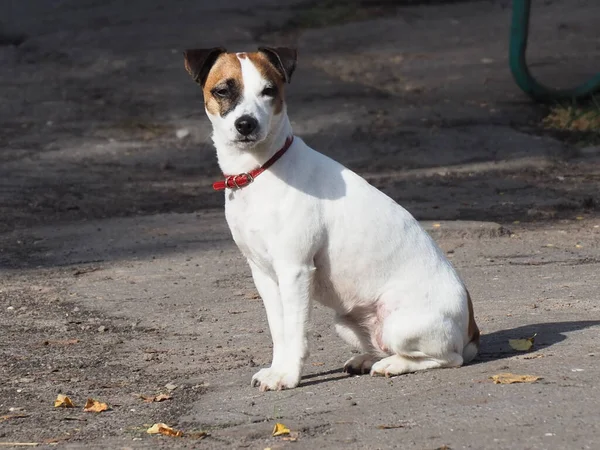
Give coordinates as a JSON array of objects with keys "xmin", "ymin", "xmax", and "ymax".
[{"xmin": 234, "ymin": 115, "xmax": 258, "ymax": 136}]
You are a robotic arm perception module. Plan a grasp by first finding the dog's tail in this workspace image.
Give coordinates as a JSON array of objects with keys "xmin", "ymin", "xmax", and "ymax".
[{"xmin": 462, "ymin": 290, "xmax": 480, "ymax": 364}]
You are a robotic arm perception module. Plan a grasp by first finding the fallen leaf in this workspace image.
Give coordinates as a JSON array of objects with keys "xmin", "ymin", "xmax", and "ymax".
[
  {"xmin": 139, "ymin": 393, "xmax": 172, "ymax": 403},
  {"xmin": 272, "ymin": 423, "xmax": 290, "ymax": 436},
  {"xmin": 508, "ymin": 334, "xmax": 536, "ymax": 351},
  {"xmin": 490, "ymin": 373, "xmax": 542, "ymax": 384},
  {"xmin": 54, "ymin": 394, "xmax": 76, "ymax": 408},
  {"xmin": 83, "ymin": 398, "xmax": 110, "ymax": 412},
  {"xmin": 0, "ymin": 414, "xmax": 30, "ymax": 422},
  {"xmin": 147, "ymin": 423, "xmax": 183, "ymax": 437},
  {"xmin": 311, "ymin": 362, "xmax": 325, "ymax": 366}
]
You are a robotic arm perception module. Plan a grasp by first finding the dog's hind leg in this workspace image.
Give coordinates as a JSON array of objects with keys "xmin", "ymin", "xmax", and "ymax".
[
  {"xmin": 335, "ymin": 314, "xmax": 382, "ymax": 375},
  {"xmin": 370, "ymin": 353, "xmax": 463, "ymax": 377},
  {"xmin": 370, "ymin": 310, "xmax": 465, "ymax": 377}
]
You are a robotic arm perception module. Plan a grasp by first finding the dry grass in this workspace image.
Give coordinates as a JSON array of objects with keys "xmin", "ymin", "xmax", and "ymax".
[{"xmin": 542, "ymin": 97, "xmax": 600, "ymax": 133}]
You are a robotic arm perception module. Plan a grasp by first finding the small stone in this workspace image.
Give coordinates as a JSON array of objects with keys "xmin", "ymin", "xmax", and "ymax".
[
  {"xmin": 7, "ymin": 306, "xmax": 15, "ymax": 311},
  {"xmin": 165, "ymin": 383, "xmax": 178, "ymax": 391},
  {"xmin": 176, "ymin": 128, "xmax": 190, "ymax": 139},
  {"xmin": 97, "ymin": 325, "xmax": 107, "ymax": 332}
]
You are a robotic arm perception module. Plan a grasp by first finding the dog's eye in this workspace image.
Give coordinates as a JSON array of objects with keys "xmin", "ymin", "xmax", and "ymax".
[
  {"xmin": 261, "ymin": 86, "xmax": 277, "ymax": 97},
  {"xmin": 213, "ymin": 88, "xmax": 229, "ymax": 98}
]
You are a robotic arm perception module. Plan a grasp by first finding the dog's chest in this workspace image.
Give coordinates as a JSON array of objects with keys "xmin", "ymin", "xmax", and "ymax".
[{"xmin": 224, "ymin": 193, "xmax": 277, "ymax": 274}]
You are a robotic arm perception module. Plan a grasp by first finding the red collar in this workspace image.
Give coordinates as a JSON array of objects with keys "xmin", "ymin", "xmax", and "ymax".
[{"xmin": 212, "ymin": 136, "xmax": 294, "ymax": 191}]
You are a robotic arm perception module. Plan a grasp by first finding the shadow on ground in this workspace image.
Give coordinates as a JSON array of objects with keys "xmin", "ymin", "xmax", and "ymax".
[{"xmin": 477, "ymin": 320, "xmax": 600, "ymax": 362}]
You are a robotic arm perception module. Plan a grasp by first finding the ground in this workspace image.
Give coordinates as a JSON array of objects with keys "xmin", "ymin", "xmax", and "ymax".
[{"xmin": 1, "ymin": 0, "xmax": 599, "ymax": 449}]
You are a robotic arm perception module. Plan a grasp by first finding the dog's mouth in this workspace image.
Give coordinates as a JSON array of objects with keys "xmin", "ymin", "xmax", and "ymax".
[{"xmin": 238, "ymin": 137, "xmax": 256, "ymax": 143}]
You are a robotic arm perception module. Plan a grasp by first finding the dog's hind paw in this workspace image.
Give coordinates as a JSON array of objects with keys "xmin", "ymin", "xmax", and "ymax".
[
  {"xmin": 343, "ymin": 354, "xmax": 379, "ymax": 375},
  {"xmin": 251, "ymin": 367, "xmax": 300, "ymax": 391}
]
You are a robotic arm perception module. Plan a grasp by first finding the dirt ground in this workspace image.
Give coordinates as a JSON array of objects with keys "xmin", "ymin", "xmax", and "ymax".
[{"xmin": 1, "ymin": 0, "xmax": 599, "ymax": 449}]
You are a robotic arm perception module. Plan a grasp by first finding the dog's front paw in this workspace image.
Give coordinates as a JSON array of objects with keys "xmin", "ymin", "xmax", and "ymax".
[{"xmin": 251, "ymin": 367, "xmax": 300, "ymax": 391}]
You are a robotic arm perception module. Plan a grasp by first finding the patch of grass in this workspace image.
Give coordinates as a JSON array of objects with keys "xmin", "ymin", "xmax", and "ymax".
[{"xmin": 542, "ymin": 96, "xmax": 600, "ymax": 133}]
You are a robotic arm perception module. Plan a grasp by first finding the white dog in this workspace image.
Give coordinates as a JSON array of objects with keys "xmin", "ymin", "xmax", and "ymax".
[{"xmin": 183, "ymin": 47, "xmax": 479, "ymax": 391}]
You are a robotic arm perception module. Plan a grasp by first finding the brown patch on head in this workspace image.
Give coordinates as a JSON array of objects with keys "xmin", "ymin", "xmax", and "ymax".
[
  {"xmin": 467, "ymin": 290, "xmax": 480, "ymax": 349},
  {"xmin": 202, "ymin": 53, "xmax": 243, "ymax": 117},
  {"xmin": 247, "ymin": 52, "xmax": 287, "ymax": 114}
]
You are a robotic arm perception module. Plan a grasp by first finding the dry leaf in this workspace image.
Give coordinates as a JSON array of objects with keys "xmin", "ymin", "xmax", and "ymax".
[
  {"xmin": 490, "ymin": 373, "xmax": 542, "ymax": 384},
  {"xmin": 311, "ymin": 362, "xmax": 325, "ymax": 366},
  {"xmin": 139, "ymin": 394, "xmax": 172, "ymax": 403},
  {"xmin": 147, "ymin": 423, "xmax": 183, "ymax": 437},
  {"xmin": 54, "ymin": 394, "xmax": 75, "ymax": 408},
  {"xmin": 0, "ymin": 414, "xmax": 30, "ymax": 422},
  {"xmin": 83, "ymin": 398, "xmax": 109, "ymax": 412},
  {"xmin": 508, "ymin": 334, "xmax": 536, "ymax": 351},
  {"xmin": 272, "ymin": 423, "xmax": 290, "ymax": 436}
]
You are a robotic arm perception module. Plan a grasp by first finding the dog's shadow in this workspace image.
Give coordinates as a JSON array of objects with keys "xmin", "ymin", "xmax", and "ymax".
[
  {"xmin": 474, "ymin": 320, "xmax": 600, "ymax": 363},
  {"xmin": 298, "ymin": 320, "xmax": 600, "ymax": 387}
]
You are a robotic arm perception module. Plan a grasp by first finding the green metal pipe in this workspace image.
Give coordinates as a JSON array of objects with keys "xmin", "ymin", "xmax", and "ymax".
[{"xmin": 509, "ymin": 0, "xmax": 600, "ymax": 102}]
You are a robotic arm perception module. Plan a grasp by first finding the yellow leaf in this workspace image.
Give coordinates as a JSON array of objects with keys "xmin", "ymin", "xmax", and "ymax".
[
  {"xmin": 147, "ymin": 423, "xmax": 183, "ymax": 437},
  {"xmin": 490, "ymin": 373, "xmax": 542, "ymax": 384},
  {"xmin": 272, "ymin": 423, "xmax": 290, "ymax": 436},
  {"xmin": 54, "ymin": 394, "xmax": 75, "ymax": 408},
  {"xmin": 432, "ymin": 223, "xmax": 441, "ymax": 228},
  {"xmin": 83, "ymin": 398, "xmax": 109, "ymax": 412},
  {"xmin": 508, "ymin": 334, "xmax": 536, "ymax": 351}
]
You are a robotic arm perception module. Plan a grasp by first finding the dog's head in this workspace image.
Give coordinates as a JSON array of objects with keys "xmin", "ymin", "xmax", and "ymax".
[{"xmin": 183, "ymin": 47, "xmax": 296, "ymax": 149}]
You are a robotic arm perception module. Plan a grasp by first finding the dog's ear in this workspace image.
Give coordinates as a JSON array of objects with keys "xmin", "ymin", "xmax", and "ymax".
[
  {"xmin": 258, "ymin": 47, "xmax": 297, "ymax": 83},
  {"xmin": 183, "ymin": 47, "xmax": 226, "ymax": 87}
]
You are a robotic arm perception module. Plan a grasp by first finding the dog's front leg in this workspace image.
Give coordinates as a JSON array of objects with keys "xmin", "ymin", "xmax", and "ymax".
[{"xmin": 251, "ymin": 263, "xmax": 313, "ymax": 391}]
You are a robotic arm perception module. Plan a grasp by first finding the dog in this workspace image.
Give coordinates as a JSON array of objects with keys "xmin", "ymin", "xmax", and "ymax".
[{"xmin": 183, "ymin": 47, "xmax": 480, "ymax": 391}]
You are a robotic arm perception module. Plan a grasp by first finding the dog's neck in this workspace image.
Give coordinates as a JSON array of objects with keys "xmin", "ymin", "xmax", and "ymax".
[{"xmin": 212, "ymin": 112, "xmax": 293, "ymax": 176}]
